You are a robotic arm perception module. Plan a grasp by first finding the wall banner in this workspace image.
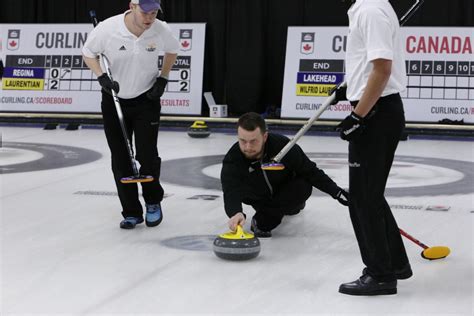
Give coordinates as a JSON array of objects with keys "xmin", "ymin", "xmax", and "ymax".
[
  {"xmin": 281, "ymin": 27, "xmax": 473, "ymax": 123},
  {"xmin": 0, "ymin": 23, "xmax": 206, "ymax": 115}
]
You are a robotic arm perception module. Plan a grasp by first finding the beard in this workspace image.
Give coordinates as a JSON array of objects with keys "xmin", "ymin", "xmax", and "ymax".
[
  {"xmin": 242, "ymin": 147, "xmax": 264, "ymax": 160},
  {"xmin": 243, "ymin": 151, "xmax": 260, "ymax": 160}
]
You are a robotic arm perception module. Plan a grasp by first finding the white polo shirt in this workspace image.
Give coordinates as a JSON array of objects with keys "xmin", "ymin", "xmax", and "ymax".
[
  {"xmin": 345, "ymin": 0, "xmax": 407, "ymax": 101},
  {"xmin": 82, "ymin": 11, "xmax": 180, "ymax": 99}
]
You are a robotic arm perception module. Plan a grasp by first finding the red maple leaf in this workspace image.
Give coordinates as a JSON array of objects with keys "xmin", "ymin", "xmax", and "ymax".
[
  {"xmin": 182, "ymin": 40, "xmax": 190, "ymax": 48},
  {"xmin": 9, "ymin": 40, "xmax": 17, "ymax": 47},
  {"xmin": 303, "ymin": 44, "xmax": 312, "ymax": 51}
]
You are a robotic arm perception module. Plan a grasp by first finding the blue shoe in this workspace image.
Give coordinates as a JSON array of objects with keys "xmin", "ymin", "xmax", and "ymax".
[
  {"xmin": 146, "ymin": 203, "xmax": 163, "ymax": 227},
  {"xmin": 120, "ymin": 217, "xmax": 144, "ymax": 229}
]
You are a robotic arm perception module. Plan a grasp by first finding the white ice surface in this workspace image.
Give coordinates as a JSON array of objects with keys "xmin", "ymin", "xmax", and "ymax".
[{"xmin": 1, "ymin": 126, "xmax": 473, "ymax": 315}]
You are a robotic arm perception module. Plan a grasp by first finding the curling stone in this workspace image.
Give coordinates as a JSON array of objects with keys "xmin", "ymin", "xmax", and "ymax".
[
  {"xmin": 187, "ymin": 120, "xmax": 210, "ymax": 138},
  {"xmin": 213, "ymin": 225, "xmax": 260, "ymax": 261}
]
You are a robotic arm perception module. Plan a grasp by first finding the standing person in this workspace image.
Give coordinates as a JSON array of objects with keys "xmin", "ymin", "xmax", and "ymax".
[
  {"xmin": 82, "ymin": 0, "xmax": 179, "ymax": 229},
  {"xmin": 335, "ymin": 0, "xmax": 412, "ymax": 295},
  {"xmin": 221, "ymin": 112, "xmax": 349, "ymax": 237}
]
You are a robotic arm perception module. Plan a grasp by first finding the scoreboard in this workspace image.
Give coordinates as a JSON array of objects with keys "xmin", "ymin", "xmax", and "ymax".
[
  {"xmin": 282, "ymin": 27, "xmax": 473, "ymax": 123},
  {"xmin": 3, "ymin": 55, "xmax": 94, "ymax": 92},
  {"xmin": 404, "ymin": 60, "xmax": 472, "ymax": 101},
  {"xmin": 0, "ymin": 23, "xmax": 205, "ymax": 115},
  {"xmin": 296, "ymin": 60, "xmax": 344, "ymax": 97}
]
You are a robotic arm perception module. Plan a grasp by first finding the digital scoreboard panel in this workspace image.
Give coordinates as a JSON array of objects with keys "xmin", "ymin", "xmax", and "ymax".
[
  {"xmin": 0, "ymin": 23, "xmax": 206, "ymax": 115},
  {"xmin": 282, "ymin": 27, "xmax": 473, "ymax": 123}
]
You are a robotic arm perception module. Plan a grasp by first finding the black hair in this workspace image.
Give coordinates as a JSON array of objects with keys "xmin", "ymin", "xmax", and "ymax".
[{"xmin": 237, "ymin": 112, "xmax": 267, "ymax": 134}]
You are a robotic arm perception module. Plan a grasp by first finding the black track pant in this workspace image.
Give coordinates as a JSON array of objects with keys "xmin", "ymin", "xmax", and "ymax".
[
  {"xmin": 348, "ymin": 93, "xmax": 410, "ymax": 282},
  {"xmin": 101, "ymin": 91, "xmax": 164, "ymax": 219},
  {"xmin": 250, "ymin": 177, "xmax": 313, "ymax": 231}
]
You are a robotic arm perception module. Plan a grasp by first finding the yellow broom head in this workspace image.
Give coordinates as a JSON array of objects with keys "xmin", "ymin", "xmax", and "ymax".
[{"xmin": 421, "ymin": 246, "xmax": 451, "ymax": 260}]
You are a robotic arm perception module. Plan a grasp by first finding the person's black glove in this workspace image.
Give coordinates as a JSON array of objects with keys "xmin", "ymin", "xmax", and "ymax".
[
  {"xmin": 147, "ymin": 77, "xmax": 168, "ymax": 101},
  {"xmin": 330, "ymin": 84, "xmax": 347, "ymax": 105},
  {"xmin": 97, "ymin": 73, "xmax": 119, "ymax": 95},
  {"xmin": 334, "ymin": 188, "xmax": 349, "ymax": 206},
  {"xmin": 336, "ymin": 111, "xmax": 365, "ymax": 141}
]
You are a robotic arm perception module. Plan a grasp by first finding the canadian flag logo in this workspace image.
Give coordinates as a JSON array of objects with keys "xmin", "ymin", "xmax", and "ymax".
[
  {"xmin": 9, "ymin": 40, "xmax": 18, "ymax": 49},
  {"xmin": 300, "ymin": 32, "xmax": 314, "ymax": 55},
  {"xmin": 179, "ymin": 29, "xmax": 192, "ymax": 51},
  {"xmin": 8, "ymin": 29, "xmax": 20, "ymax": 51}
]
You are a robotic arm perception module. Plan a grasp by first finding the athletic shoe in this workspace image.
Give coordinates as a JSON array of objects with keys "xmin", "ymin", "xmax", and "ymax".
[
  {"xmin": 120, "ymin": 217, "xmax": 144, "ymax": 229},
  {"xmin": 145, "ymin": 203, "xmax": 163, "ymax": 227}
]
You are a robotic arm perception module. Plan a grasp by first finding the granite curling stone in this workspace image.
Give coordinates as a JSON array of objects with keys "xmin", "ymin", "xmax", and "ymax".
[
  {"xmin": 187, "ymin": 120, "xmax": 210, "ymax": 138},
  {"xmin": 213, "ymin": 225, "xmax": 260, "ymax": 260}
]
